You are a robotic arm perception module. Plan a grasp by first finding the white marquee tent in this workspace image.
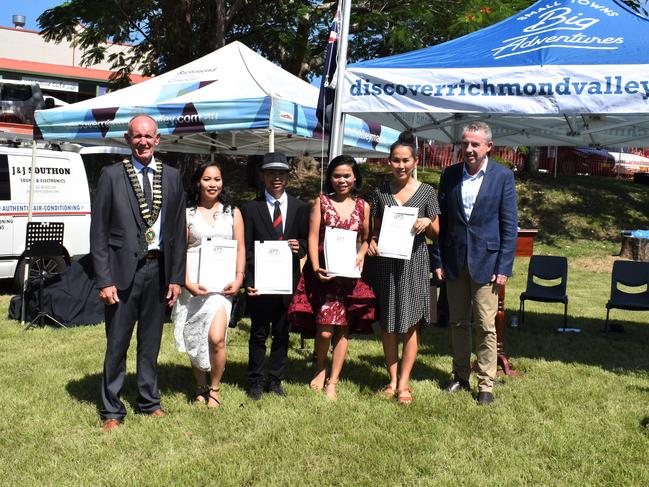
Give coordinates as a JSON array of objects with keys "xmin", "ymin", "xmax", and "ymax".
[{"xmin": 35, "ymin": 41, "xmax": 398, "ymax": 156}]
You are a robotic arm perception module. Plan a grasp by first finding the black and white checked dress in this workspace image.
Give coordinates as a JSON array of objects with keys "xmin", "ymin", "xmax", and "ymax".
[{"xmin": 370, "ymin": 182, "xmax": 440, "ymax": 333}]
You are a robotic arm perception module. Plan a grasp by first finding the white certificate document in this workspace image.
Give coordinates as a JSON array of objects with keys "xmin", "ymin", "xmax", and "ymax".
[
  {"xmin": 254, "ymin": 241, "xmax": 293, "ymax": 294},
  {"xmin": 198, "ymin": 237, "xmax": 237, "ymax": 292},
  {"xmin": 324, "ymin": 226, "xmax": 361, "ymax": 278},
  {"xmin": 186, "ymin": 248, "xmax": 200, "ymax": 284},
  {"xmin": 377, "ymin": 205, "xmax": 419, "ymax": 260}
]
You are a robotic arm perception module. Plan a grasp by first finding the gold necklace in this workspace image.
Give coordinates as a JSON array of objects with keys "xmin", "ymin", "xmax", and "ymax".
[{"xmin": 123, "ymin": 160, "xmax": 162, "ymax": 244}]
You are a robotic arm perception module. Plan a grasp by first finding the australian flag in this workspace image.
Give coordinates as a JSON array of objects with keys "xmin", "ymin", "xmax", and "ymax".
[{"xmin": 316, "ymin": 2, "xmax": 342, "ymax": 132}]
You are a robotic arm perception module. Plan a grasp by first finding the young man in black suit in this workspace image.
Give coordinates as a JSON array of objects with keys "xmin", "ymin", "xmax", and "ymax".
[
  {"xmin": 241, "ymin": 152, "xmax": 309, "ymax": 400},
  {"xmin": 90, "ymin": 115, "xmax": 186, "ymax": 431}
]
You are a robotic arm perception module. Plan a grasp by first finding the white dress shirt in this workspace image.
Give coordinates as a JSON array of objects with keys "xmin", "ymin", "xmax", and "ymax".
[
  {"xmin": 131, "ymin": 156, "xmax": 162, "ymax": 250},
  {"xmin": 264, "ymin": 190, "xmax": 287, "ymax": 233},
  {"xmin": 461, "ymin": 157, "xmax": 488, "ymax": 220}
]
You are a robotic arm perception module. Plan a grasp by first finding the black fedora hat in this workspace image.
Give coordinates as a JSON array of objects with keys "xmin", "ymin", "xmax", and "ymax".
[{"xmin": 260, "ymin": 152, "xmax": 290, "ymax": 171}]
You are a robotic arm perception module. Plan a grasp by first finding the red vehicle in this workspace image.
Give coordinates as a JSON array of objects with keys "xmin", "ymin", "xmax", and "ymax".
[{"xmin": 544, "ymin": 147, "xmax": 615, "ymax": 177}]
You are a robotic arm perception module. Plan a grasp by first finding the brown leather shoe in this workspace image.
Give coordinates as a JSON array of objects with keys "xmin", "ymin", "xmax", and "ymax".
[
  {"xmin": 148, "ymin": 409, "xmax": 167, "ymax": 417},
  {"xmin": 102, "ymin": 418, "xmax": 122, "ymax": 432}
]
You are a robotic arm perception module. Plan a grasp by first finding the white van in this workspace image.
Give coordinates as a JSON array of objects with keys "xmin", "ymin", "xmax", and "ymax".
[{"xmin": 0, "ymin": 144, "xmax": 91, "ymax": 287}]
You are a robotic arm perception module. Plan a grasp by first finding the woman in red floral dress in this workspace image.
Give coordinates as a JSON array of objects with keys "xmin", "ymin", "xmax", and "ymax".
[{"xmin": 289, "ymin": 155, "xmax": 376, "ymax": 400}]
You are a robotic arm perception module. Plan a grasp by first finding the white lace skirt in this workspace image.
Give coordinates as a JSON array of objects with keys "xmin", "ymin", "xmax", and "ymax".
[{"xmin": 172, "ymin": 289, "xmax": 232, "ymax": 371}]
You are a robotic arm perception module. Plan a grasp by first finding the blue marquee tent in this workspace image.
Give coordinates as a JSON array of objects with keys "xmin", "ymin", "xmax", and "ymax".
[{"xmin": 343, "ymin": 0, "xmax": 649, "ymax": 147}]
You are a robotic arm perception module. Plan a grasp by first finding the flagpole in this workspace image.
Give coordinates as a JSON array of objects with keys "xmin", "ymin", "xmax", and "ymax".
[{"xmin": 329, "ymin": 0, "xmax": 352, "ymax": 159}]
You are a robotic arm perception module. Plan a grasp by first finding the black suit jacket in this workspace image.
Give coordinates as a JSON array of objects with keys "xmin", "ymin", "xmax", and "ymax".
[
  {"xmin": 90, "ymin": 161, "xmax": 186, "ymax": 291},
  {"xmin": 241, "ymin": 194, "xmax": 309, "ymax": 308}
]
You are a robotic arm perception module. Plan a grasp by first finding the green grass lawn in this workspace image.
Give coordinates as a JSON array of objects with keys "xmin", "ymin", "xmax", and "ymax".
[
  {"xmin": 1, "ymin": 169, "xmax": 648, "ymax": 485},
  {"xmin": 1, "ymin": 252, "xmax": 649, "ymax": 486}
]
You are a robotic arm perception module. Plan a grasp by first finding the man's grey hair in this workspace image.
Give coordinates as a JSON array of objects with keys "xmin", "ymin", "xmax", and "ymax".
[
  {"xmin": 461, "ymin": 121, "xmax": 492, "ymax": 143},
  {"xmin": 126, "ymin": 114, "xmax": 159, "ymax": 135}
]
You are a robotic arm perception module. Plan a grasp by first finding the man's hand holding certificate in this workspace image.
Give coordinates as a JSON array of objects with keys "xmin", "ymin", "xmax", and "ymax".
[
  {"xmin": 254, "ymin": 241, "xmax": 293, "ymax": 294},
  {"xmin": 324, "ymin": 227, "xmax": 361, "ymax": 278},
  {"xmin": 377, "ymin": 206, "xmax": 419, "ymax": 260}
]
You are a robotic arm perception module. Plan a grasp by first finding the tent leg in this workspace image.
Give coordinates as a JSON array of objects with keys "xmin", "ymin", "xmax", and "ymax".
[
  {"xmin": 28, "ymin": 140, "xmax": 37, "ymax": 221},
  {"xmin": 22, "ymin": 140, "xmax": 38, "ymax": 325}
]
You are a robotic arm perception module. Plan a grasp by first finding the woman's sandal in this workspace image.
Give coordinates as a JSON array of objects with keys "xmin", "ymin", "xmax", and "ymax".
[
  {"xmin": 193, "ymin": 385, "xmax": 209, "ymax": 404},
  {"xmin": 207, "ymin": 386, "xmax": 221, "ymax": 409},
  {"xmin": 397, "ymin": 388, "xmax": 413, "ymax": 405},
  {"xmin": 378, "ymin": 384, "xmax": 397, "ymax": 399},
  {"xmin": 324, "ymin": 379, "xmax": 338, "ymax": 401}
]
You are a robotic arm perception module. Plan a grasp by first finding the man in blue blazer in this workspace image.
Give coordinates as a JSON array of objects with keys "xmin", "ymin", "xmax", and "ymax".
[{"xmin": 432, "ymin": 121, "xmax": 517, "ymax": 405}]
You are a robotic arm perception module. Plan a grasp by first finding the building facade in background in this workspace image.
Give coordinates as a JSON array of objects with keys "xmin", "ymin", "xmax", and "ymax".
[{"xmin": 0, "ymin": 17, "xmax": 146, "ymax": 106}]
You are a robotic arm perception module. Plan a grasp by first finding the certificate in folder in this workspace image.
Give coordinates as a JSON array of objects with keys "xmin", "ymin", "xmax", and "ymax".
[
  {"xmin": 254, "ymin": 241, "xmax": 293, "ymax": 294},
  {"xmin": 196, "ymin": 237, "xmax": 237, "ymax": 292},
  {"xmin": 378, "ymin": 205, "xmax": 419, "ymax": 260},
  {"xmin": 186, "ymin": 249, "xmax": 200, "ymax": 284},
  {"xmin": 324, "ymin": 226, "xmax": 361, "ymax": 278}
]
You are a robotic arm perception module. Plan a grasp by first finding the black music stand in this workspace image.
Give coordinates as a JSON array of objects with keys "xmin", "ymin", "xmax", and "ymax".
[{"xmin": 22, "ymin": 222, "xmax": 67, "ymax": 330}]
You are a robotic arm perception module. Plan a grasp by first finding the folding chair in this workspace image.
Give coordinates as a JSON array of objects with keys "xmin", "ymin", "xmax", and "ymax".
[
  {"xmin": 519, "ymin": 255, "xmax": 569, "ymax": 330},
  {"xmin": 604, "ymin": 260, "xmax": 649, "ymax": 332}
]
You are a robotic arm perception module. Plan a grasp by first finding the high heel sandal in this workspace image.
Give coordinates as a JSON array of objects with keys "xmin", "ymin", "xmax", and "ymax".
[
  {"xmin": 207, "ymin": 386, "xmax": 221, "ymax": 409},
  {"xmin": 324, "ymin": 379, "xmax": 338, "ymax": 401},
  {"xmin": 194, "ymin": 385, "xmax": 208, "ymax": 404}
]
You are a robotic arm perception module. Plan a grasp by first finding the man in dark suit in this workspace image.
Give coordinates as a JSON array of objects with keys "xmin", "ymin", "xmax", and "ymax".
[
  {"xmin": 241, "ymin": 152, "xmax": 308, "ymax": 400},
  {"xmin": 432, "ymin": 121, "xmax": 517, "ymax": 405},
  {"xmin": 91, "ymin": 115, "xmax": 186, "ymax": 431}
]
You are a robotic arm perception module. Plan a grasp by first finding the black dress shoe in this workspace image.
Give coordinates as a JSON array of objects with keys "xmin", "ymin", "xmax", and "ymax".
[
  {"xmin": 443, "ymin": 378, "xmax": 471, "ymax": 393},
  {"xmin": 477, "ymin": 391, "xmax": 494, "ymax": 405},
  {"xmin": 247, "ymin": 383, "xmax": 263, "ymax": 401},
  {"xmin": 265, "ymin": 381, "xmax": 286, "ymax": 397}
]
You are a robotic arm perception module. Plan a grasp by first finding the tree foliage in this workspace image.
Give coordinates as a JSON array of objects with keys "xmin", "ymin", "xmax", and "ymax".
[
  {"xmin": 447, "ymin": 0, "xmax": 534, "ymax": 36},
  {"xmin": 38, "ymin": 0, "xmax": 649, "ymax": 88},
  {"xmin": 447, "ymin": 0, "xmax": 648, "ymax": 36},
  {"xmin": 38, "ymin": 0, "xmax": 469, "ymax": 85},
  {"xmin": 346, "ymin": 1, "xmax": 465, "ymax": 61},
  {"xmin": 239, "ymin": 1, "xmax": 469, "ymax": 78},
  {"xmin": 38, "ymin": 0, "xmax": 250, "ymax": 86}
]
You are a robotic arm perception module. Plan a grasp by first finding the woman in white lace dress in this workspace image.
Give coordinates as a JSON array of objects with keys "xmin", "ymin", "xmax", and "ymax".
[{"xmin": 172, "ymin": 162, "xmax": 246, "ymax": 408}]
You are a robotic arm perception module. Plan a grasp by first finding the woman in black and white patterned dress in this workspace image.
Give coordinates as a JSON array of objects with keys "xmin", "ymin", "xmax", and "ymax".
[{"xmin": 367, "ymin": 131, "xmax": 440, "ymax": 405}]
